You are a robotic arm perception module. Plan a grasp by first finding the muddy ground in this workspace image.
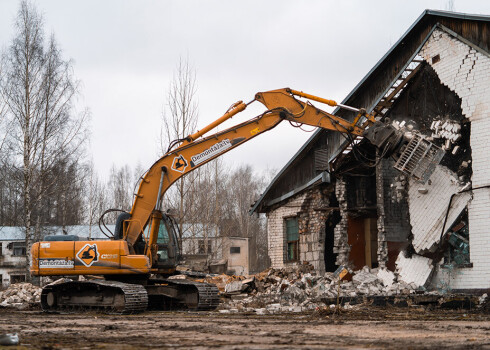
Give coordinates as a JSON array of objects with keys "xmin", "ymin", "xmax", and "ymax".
[{"xmin": 0, "ymin": 307, "xmax": 489, "ymax": 349}]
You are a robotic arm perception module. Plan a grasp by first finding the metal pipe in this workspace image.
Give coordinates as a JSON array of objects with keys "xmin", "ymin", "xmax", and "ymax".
[
  {"xmin": 289, "ymin": 89, "xmax": 338, "ymax": 107},
  {"xmin": 337, "ymin": 103, "xmax": 361, "ymax": 113},
  {"xmin": 187, "ymin": 101, "xmax": 247, "ymax": 141},
  {"xmin": 155, "ymin": 167, "xmax": 166, "ymax": 211},
  {"xmin": 289, "ymin": 89, "xmax": 361, "ymax": 113}
]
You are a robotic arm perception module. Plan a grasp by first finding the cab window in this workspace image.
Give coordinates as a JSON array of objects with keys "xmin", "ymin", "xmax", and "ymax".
[{"xmin": 157, "ymin": 222, "xmax": 170, "ymax": 244}]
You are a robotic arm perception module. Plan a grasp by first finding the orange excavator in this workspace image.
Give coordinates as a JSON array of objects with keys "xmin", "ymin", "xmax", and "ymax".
[{"xmin": 30, "ymin": 88, "xmax": 443, "ymax": 313}]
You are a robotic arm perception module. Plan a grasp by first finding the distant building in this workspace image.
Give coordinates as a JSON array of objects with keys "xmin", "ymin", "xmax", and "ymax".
[
  {"xmin": 179, "ymin": 223, "xmax": 249, "ymax": 275},
  {"xmin": 180, "ymin": 223, "xmax": 223, "ymax": 261},
  {"xmin": 0, "ymin": 225, "xmax": 113, "ymax": 287},
  {"xmin": 224, "ymin": 237, "xmax": 249, "ymax": 275}
]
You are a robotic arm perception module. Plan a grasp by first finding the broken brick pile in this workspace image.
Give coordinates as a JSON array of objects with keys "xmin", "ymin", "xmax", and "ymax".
[
  {"xmin": 210, "ymin": 265, "xmax": 436, "ymax": 314},
  {"xmin": 0, "ymin": 283, "xmax": 41, "ymax": 309}
]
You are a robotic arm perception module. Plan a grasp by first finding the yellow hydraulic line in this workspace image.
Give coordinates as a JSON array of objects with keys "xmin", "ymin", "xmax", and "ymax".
[
  {"xmin": 290, "ymin": 88, "xmax": 376, "ymax": 125},
  {"xmin": 187, "ymin": 101, "xmax": 248, "ymax": 142},
  {"xmin": 288, "ymin": 89, "xmax": 338, "ymax": 107}
]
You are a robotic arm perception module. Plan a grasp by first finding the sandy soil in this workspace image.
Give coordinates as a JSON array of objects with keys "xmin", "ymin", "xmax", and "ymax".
[{"xmin": 0, "ymin": 307, "xmax": 489, "ymax": 349}]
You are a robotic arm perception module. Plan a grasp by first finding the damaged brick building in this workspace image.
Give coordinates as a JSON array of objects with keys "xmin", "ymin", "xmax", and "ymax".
[{"xmin": 251, "ymin": 10, "xmax": 490, "ymax": 293}]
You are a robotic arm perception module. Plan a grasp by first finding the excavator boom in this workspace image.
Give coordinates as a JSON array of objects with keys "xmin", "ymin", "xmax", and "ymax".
[
  {"xmin": 30, "ymin": 87, "xmax": 443, "ymax": 314},
  {"xmin": 125, "ymin": 88, "xmax": 384, "ymax": 261}
]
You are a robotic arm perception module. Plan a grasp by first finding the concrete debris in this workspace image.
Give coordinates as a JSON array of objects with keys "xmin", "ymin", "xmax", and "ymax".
[
  {"xmin": 429, "ymin": 119, "xmax": 462, "ymax": 151},
  {"xmin": 0, "ymin": 333, "xmax": 19, "ymax": 346},
  {"xmin": 395, "ymin": 253, "xmax": 433, "ymax": 288},
  {"xmin": 224, "ymin": 281, "xmax": 244, "ymax": 294},
  {"xmin": 390, "ymin": 174, "xmax": 407, "ymax": 203},
  {"xmin": 478, "ymin": 293, "xmax": 487, "ymax": 307},
  {"xmin": 352, "ymin": 266, "xmax": 379, "ymax": 285},
  {"xmin": 0, "ymin": 283, "xmax": 41, "ymax": 309},
  {"xmin": 211, "ymin": 265, "xmax": 433, "ymax": 314},
  {"xmin": 377, "ymin": 268, "xmax": 395, "ymax": 287}
]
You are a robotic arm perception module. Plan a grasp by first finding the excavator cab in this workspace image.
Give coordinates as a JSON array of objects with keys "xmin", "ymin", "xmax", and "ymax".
[{"xmin": 154, "ymin": 213, "xmax": 181, "ymax": 269}]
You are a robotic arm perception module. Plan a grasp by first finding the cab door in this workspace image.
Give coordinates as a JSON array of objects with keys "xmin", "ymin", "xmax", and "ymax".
[{"xmin": 155, "ymin": 214, "xmax": 181, "ymax": 268}]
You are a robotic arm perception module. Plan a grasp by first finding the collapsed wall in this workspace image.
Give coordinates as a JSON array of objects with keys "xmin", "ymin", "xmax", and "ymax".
[
  {"xmin": 266, "ymin": 27, "xmax": 489, "ymax": 293},
  {"xmin": 396, "ymin": 28, "xmax": 490, "ymax": 291}
]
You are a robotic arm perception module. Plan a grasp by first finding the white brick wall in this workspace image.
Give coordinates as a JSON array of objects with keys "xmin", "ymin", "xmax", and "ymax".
[
  {"xmin": 395, "ymin": 253, "xmax": 434, "ymax": 287},
  {"xmin": 420, "ymin": 28, "xmax": 490, "ymax": 290},
  {"xmin": 408, "ymin": 165, "xmax": 471, "ymax": 254},
  {"xmin": 266, "ymin": 193, "xmax": 307, "ymax": 268}
]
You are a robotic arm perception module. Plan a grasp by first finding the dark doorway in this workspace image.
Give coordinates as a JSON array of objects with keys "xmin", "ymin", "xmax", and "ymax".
[{"xmin": 324, "ymin": 209, "xmax": 340, "ymax": 272}]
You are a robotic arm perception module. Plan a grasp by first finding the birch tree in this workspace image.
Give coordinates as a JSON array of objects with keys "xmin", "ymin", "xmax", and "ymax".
[
  {"xmin": 0, "ymin": 1, "xmax": 88, "ymax": 278},
  {"xmin": 107, "ymin": 164, "xmax": 134, "ymax": 223}
]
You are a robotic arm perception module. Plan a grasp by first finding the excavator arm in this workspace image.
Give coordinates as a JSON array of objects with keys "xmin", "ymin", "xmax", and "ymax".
[
  {"xmin": 124, "ymin": 88, "xmax": 407, "ymax": 266},
  {"xmin": 30, "ymin": 87, "xmax": 444, "ymax": 314}
]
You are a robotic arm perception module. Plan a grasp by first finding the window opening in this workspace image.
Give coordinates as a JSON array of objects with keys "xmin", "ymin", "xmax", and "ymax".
[
  {"xmin": 198, "ymin": 240, "xmax": 205, "ymax": 254},
  {"xmin": 156, "ymin": 221, "xmax": 170, "ymax": 262},
  {"xmin": 12, "ymin": 242, "xmax": 26, "ymax": 256},
  {"xmin": 285, "ymin": 217, "xmax": 299, "ymax": 261},
  {"xmin": 444, "ymin": 208, "xmax": 470, "ymax": 267},
  {"xmin": 10, "ymin": 275, "xmax": 25, "ymax": 284}
]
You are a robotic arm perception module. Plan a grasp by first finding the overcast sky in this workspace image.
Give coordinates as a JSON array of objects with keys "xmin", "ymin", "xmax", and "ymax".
[{"xmin": 1, "ymin": 0, "xmax": 489, "ymax": 181}]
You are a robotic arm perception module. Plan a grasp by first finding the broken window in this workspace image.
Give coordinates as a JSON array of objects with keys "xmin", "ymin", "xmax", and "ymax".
[
  {"xmin": 198, "ymin": 240, "xmax": 205, "ymax": 254},
  {"xmin": 230, "ymin": 246, "xmax": 240, "ymax": 254},
  {"xmin": 285, "ymin": 217, "xmax": 299, "ymax": 262},
  {"xmin": 12, "ymin": 242, "xmax": 26, "ymax": 256},
  {"xmin": 10, "ymin": 275, "xmax": 25, "ymax": 284},
  {"xmin": 444, "ymin": 208, "xmax": 471, "ymax": 267}
]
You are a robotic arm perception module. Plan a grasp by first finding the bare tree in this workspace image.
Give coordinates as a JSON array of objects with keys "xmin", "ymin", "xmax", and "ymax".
[
  {"xmin": 106, "ymin": 164, "xmax": 134, "ymax": 223},
  {"xmin": 0, "ymin": 1, "xmax": 88, "ymax": 278},
  {"xmin": 445, "ymin": 0, "xmax": 455, "ymax": 12},
  {"xmin": 223, "ymin": 165, "xmax": 270, "ymax": 272},
  {"xmin": 85, "ymin": 160, "xmax": 107, "ymax": 237},
  {"xmin": 160, "ymin": 57, "xmax": 199, "ymax": 243}
]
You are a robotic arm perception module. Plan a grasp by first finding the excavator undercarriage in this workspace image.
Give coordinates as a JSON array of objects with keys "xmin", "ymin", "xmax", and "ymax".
[{"xmin": 41, "ymin": 278, "xmax": 219, "ymax": 314}]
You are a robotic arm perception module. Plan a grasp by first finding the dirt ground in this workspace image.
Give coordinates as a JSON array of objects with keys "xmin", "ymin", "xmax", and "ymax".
[{"xmin": 0, "ymin": 307, "xmax": 489, "ymax": 349}]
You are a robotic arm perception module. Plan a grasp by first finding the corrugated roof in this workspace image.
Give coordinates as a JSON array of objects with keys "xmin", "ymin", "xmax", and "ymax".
[{"xmin": 0, "ymin": 225, "xmax": 115, "ymax": 241}]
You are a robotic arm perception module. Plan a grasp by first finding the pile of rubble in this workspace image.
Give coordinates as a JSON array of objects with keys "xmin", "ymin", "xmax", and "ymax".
[
  {"xmin": 0, "ymin": 283, "xmax": 41, "ymax": 309},
  {"xmin": 204, "ymin": 265, "xmax": 437, "ymax": 314}
]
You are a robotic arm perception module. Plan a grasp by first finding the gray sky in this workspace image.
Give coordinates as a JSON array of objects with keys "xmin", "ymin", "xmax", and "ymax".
[{"xmin": 1, "ymin": 0, "xmax": 489, "ymax": 180}]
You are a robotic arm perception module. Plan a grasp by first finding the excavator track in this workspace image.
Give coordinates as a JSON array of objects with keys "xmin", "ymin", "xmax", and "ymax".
[
  {"xmin": 145, "ymin": 278, "xmax": 220, "ymax": 311},
  {"xmin": 164, "ymin": 279, "xmax": 220, "ymax": 310},
  {"xmin": 41, "ymin": 279, "xmax": 148, "ymax": 314}
]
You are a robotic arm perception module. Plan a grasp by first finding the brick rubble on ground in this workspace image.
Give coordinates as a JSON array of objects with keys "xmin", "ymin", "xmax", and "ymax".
[
  {"xmin": 198, "ymin": 265, "xmax": 437, "ymax": 314},
  {"xmin": 0, "ymin": 283, "xmax": 41, "ymax": 309}
]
